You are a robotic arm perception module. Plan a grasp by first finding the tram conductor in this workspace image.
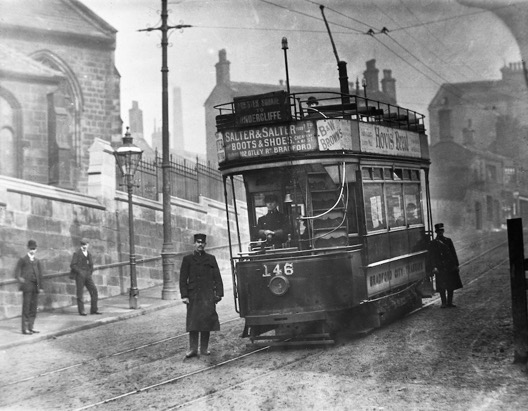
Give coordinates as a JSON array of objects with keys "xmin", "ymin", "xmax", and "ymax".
[
  {"xmin": 180, "ymin": 234, "xmax": 224, "ymax": 358},
  {"xmin": 428, "ymin": 223, "xmax": 463, "ymax": 308},
  {"xmin": 257, "ymin": 194, "xmax": 291, "ymax": 248}
]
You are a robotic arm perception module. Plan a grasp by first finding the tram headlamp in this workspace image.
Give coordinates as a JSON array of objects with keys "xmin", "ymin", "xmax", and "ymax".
[{"xmin": 268, "ymin": 275, "xmax": 290, "ymax": 296}]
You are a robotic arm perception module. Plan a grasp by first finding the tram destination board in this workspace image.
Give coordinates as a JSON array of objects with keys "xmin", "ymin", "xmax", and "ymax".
[{"xmin": 233, "ymin": 91, "xmax": 292, "ymax": 127}]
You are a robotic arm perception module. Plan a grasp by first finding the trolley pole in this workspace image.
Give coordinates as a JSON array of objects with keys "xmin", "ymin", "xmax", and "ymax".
[
  {"xmin": 139, "ymin": 0, "xmax": 192, "ymax": 300},
  {"xmin": 506, "ymin": 218, "xmax": 528, "ymax": 364}
]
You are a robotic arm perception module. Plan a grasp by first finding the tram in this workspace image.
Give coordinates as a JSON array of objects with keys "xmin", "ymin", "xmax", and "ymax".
[{"xmin": 215, "ymin": 88, "xmax": 432, "ymax": 345}]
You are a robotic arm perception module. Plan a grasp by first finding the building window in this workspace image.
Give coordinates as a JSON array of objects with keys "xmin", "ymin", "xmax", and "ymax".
[
  {"xmin": 0, "ymin": 95, "xmax": 18, "ymax": 177},
  {"xmin": 439, "ymin": 109, "xmax": 452, "ymax": 141},
  {"xmin": 486, "ymin": 165, "xmax": 497, "ymax": 182}
]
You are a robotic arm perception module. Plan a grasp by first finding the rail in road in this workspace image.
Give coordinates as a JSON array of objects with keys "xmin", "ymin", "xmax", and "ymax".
[{"xmin": 0, "ymin": 233, "xmax": 509, "ymax": 410}]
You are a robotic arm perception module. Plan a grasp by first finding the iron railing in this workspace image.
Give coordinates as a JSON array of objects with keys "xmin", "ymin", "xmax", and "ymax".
[{"xmin": 117, "ymin": 155, "xmax": 245, "ymax": 204}]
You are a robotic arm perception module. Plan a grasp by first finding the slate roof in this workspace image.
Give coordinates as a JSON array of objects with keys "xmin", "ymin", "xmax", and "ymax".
[
  {"xmin": 0, "ymin": 0, "xmax": 116, "ymax": 41},
  {"xmin": 0, "ymin": 43, "xmax": 64, "ymax": 80}
]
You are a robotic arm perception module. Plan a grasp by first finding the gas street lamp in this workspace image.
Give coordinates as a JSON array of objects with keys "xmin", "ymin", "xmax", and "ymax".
[{"xmin": 114, "ymin": 127, "xmax": 143, "ymax": 309}]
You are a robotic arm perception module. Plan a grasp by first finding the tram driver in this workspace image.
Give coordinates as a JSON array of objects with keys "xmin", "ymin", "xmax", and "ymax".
[{"xmin": 257, "ymin": 194, "xmax": 291, "ymax": 248}]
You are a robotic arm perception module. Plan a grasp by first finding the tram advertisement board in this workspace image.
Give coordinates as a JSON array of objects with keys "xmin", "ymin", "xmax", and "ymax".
[
  {"xmin": 217, "ymin": 121, "xmax": 318, "ymax": 161},
  {"xmin": 233, "ymin": 91, "xmax": 292, "ymax": 127},
  {"xmin": 359, "ymin": 123, "xmax": 422, "ymax": 158},
  {"xmin": 367, "ymin": 253, "xmax": 426, "ymax": 296},
  {"xmin": 316, "ymin": 119, "xmax": 353, "ymax": 151}
]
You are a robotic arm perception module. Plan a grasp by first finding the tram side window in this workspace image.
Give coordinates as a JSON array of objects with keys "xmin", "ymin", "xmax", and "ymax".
[
  {"xmin": 404, "ymin": 184, "xmax": 422, "ymax": 225},
  {"xmin": 364, "ymin": 183, "xmax": 386, "ymax": 231},
  {"xmin": 387, "ymin": 184, "xmax": 405, "ymax": 228}
]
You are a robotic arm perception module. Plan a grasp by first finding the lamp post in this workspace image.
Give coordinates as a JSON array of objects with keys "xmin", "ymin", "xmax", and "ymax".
[{"xmin": 114, "ymin": 127, "xmax": 143, "ymax": 309}]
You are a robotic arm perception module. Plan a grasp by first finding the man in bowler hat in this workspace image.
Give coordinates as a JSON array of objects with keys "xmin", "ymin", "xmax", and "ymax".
[
  {"xmin": 428, "ymin": 223, "xmax": 463, "ymax": 308},
  {"xmin": 179, "ymin": 233, "xmax": 224, "ymax": 358},
  {"xmin": 15, "ymin": 240, "xmax": 44, "ymax": 334},
  {"xmin": 70, "ymin": 238, "xmax": 101, "ymax": 316}
]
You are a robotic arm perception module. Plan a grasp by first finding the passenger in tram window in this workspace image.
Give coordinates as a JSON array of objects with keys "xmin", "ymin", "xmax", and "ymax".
[
  {"xmin": 180, "ymin": 233, "xmax": 224, "ymax": 358},
  {"xmin": 257, "ymin": 194, "xmax": 291, "ymax": 248},
  {"xmin": 406, "ymin": 203, "xmax": 420, "ymax": 224},
  {"xmin": 427, "ymin": 223, "xmax": 463, "ymax": 308}
]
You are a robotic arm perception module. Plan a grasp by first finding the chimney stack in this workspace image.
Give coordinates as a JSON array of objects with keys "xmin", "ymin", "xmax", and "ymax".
[
  {"xmin": 363, "ymin": 59, "xmax": 379, "ymax": 94},
  {"xmin": 215, "ymin": 49, "xmax": 230, "ymax": 85},
  {"xmin": 381, "ymin": 69, "xmax": 397, "ymax": 103}
]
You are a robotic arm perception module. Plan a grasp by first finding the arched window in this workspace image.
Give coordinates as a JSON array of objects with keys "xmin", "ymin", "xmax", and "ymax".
[
  {"xmin": 0, "ymin": 94, "xmax": 21, "ymax": 177},
  {"xmin": 31, "ymin": 50, "xmax": 83, "ymax": 189}
]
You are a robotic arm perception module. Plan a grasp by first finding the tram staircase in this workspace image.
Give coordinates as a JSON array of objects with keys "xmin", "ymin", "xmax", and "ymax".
[{"xmin": 306, "ymin": 167, "xmax": 348, "ymax": 248}]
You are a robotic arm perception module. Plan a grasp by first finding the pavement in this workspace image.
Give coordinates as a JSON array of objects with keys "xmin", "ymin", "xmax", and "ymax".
[{"xmin": 0, "ymin": 285, "xmax": 181, "ymax": 351}]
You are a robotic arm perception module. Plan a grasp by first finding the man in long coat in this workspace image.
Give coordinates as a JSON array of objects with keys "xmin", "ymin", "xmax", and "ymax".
[
  {"xmin": 428, "ymin": 223, "xmax": 463, "ymax": 308},
  {"xmin": 179, "ymin": 233, "xmax": 224, "ymax": 358},
  {"xmin": 15, "ymin": 240, "xmax": 44, "ymax": 334},
  {"xmin": 70, "ymin": 238, "xmax": 101, "ymax": 316}
]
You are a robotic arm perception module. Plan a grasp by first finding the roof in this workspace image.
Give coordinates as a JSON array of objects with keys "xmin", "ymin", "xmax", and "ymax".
[
  {"xmin": 0, "ymin": 0, "xmax": 116, "ymax": 43},
  {"xmin": 0, "ymin": 43, "xmax": 64, "ymax": 81}
]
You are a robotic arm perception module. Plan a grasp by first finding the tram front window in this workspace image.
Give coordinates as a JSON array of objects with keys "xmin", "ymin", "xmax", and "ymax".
[
  {"xmin": 256, "ymin": 193, "xmax": 291, "ymax": 248},
  {"xmin": 364, "ymin": 183, "xmax": 387, "ymax": 231}
]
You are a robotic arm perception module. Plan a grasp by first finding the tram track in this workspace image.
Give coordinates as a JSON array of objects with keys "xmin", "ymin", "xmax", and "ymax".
[
  {"xmin": 0, "ymin": 237, "xmax": 510, "ymax": 410},
  {"xmin": 63, "ymin": 239, "xmax": 510, "ymax": 411},
  {"xmin": 0, "ymin": 316, "xmax": 241, "ymax": 389}
]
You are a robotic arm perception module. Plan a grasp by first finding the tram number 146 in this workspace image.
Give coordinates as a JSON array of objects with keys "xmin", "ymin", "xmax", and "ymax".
[{"xmin": 262, "ymin": 263, "xmax": 294, "ymax": 277}]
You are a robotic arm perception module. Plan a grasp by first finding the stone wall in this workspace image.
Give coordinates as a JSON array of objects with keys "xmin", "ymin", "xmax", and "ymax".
[{"xmin": 0, "ymin": 139, "xmax": 249, "ymax": 320}]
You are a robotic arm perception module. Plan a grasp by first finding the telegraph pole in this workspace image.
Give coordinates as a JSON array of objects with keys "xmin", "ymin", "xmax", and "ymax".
[{"xmin": 139, "ymin": 0, "xmax": 192, "ymax": 300}]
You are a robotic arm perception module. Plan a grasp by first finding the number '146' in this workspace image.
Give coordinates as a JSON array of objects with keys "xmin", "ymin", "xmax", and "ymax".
[{"xmin": 262, "ymin": 263, "xmax": 294, "ymax": 277}]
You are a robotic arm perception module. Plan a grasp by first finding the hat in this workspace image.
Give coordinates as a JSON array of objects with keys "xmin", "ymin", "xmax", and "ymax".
[
  {"xmin": 434, "ymin": 223, "xmax": 444, "ymax": 232},
  {"xmin": 194, "ymin": 233, "xmax": 207, "ymax": 243},
  {"xmin": 307, "ymin": 96, "xmax": 319, "ymax": 106},
  {"xmin": 80, "ymin": 238, "xmax": 90, "ymax": 245},
  {"xmin": 27, "ymin": 240, "xmax": 37, "ymax": 249},
  {"xmin": 264, "ymin": 194, "xmax": 278, "ymax": 203}
]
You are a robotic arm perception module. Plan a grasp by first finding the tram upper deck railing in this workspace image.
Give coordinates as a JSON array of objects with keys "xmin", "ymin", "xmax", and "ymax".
[
  {"xmin": 215, "ymin": 91, "xmax": 426, "ymax": 134},
  {"xmin": 214, "ymin": 90, "xmax": 429, "ymax": 167}
]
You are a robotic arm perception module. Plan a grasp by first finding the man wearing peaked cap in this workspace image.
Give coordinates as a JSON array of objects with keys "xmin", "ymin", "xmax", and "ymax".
[
  {"xmin": 70, "ymin": 238, "xmax": 101, "ymax": 316},
  {"xmin": 14, "ymin": 240, "xmax": 44, "ymax": 334},
  {"xmin": 180, "ymin": 233, "xmax": 224, "ymax": 358},
  {"xmin": 194, "ymin": 233, "xmax": 206, "ymax": 243},
  {"xmin": 428, "ymin": 223, "xmax": 463, "ymax": 308}
]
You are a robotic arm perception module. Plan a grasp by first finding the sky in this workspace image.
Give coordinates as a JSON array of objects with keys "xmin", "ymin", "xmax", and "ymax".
[{"xmin": 80, "ymin": 0, "xmax": 522, "ymax": 155}]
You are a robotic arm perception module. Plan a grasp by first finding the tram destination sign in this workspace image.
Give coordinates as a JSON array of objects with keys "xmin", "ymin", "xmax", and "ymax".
[
  {"xmin": 233, "ymin": 91, "xmax": 292, "ymax": 127},
  {"xmin": 216, "ymin": 121, "xmax": 318, "ymax": 162},
  {"xmin": 359, "ymin": 123, "xmax": 422, "ymax": 158}
]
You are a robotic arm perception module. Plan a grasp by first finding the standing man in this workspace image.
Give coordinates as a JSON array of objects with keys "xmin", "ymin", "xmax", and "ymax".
[
  {"xmin": 257, "ymin": 194, "xmax": 290, "ymax": 248},
  {"xmin": 70, "ymin": 238, "xmax": 101, "ymax": 316},
  {"xmin": 179, "ymin": 234, "xmax": 224, "ymax": 358},
  {"xmin": 428, "ymin": 223, "xmax": 463, "ymax": 308},
  {"xmin": 15, "ymin": 240, "xmax": 44, "ymax": 335}
]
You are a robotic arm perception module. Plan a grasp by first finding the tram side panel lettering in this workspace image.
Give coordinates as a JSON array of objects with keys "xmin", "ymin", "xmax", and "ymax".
[{"xmin": 367, "ymin": 255, "xmax": 426, "ymax": 296}]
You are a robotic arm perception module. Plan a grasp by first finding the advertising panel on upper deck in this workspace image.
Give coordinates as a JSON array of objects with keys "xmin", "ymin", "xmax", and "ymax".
[
  {"xmin": 217, "ymin": 121, "xmax": 318, "ymax": 161},
  {"xmin": 233, "ymin": 91, "xmax": 292, "ymax": 127},
  {"xmin": 359, "ymin": 123, "xmax": 422, "ymax": 158}
]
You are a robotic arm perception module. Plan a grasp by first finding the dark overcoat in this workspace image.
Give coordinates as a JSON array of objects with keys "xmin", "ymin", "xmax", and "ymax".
[
  {"xmin": 428, "ymin": 236, "xmax": 463, "ymax": 291},
  {"xmin": 257, "ymin": 210, "xmax": 290, "ymax": 247},
  {"xmin": 179, "ymin": 251, "xmax": 224, "ymax": 332},
  {"xmin": 15, "ymin": 255, "xmax": 43, "ymax": 292}
]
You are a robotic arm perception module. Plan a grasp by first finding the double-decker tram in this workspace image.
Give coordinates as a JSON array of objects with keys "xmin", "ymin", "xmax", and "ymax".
[{"xmin": 215, "ymin": 88, "xmax": 432, "ymax": 345}]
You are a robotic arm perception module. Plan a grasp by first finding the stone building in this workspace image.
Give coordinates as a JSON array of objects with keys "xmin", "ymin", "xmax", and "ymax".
[
  {"xmin": 204, "ymin": 49, "xmax": 398, "ymax": 168},
  {"xmin": 428, "ymin": 62, "xmax": 528, "ymax": 232},
  {"xmin": 0, "ymin": 0, "xmax": 122, "ymax": 192}
]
